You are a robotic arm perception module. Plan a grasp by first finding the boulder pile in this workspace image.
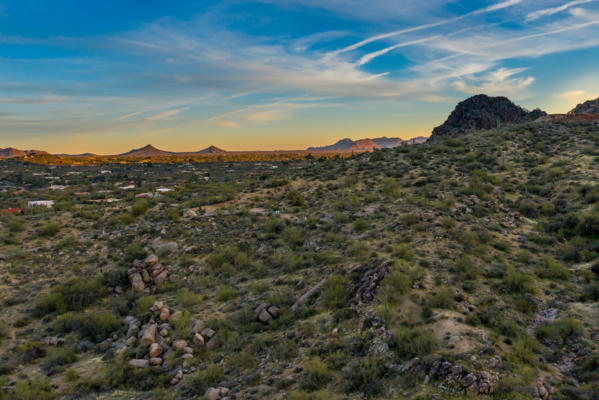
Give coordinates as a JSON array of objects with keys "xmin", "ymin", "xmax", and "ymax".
[
  {"xmin": 254, "ymin": 303, "xmax": 280, "ymax": 324},
  {"xmin": 128, "ymin": 254, "xmax": 174, "ymax": 292}
]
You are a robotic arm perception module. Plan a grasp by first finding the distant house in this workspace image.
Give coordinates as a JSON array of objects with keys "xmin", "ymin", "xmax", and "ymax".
[
  {"xmin": 0, "ymin": 208, "xmax": 23, "ymax": 215},
  {"xmin": 119, "ymin": 185, "xmax": 135, "ymax": 190},
  {"xmin": 155, "ymin": 187, "xmax": 172, "ymax": 193},
  {"xmin": 50, "ymin": 185, "xmax": 67, "ymax": 190},
  {"xmin": 136, "ymin": 192, "xmax": 154, "ymax": 199},
  {"xmin": 100, "ymin": 170, "xmax": 112, "ymax": 174},
  {"xmin": 28, "ymin": 200, "xmax": 55, "ymax": 208}
]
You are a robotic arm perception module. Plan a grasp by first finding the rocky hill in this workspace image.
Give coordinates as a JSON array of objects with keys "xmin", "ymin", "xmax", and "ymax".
[
  {"xmin": 307, "ymin": 136, "xmax": 407, "ymax": 152},
  {"xmin": 432, "ymin": 94, "xmax": 546, "ymax": 138},
  {"xmin": 0, "ymin": 148, "xmax": 48, "ymax": 158},
  {"xmin": 572, "ymin": 97, "xmax": 599, "ymax": 115}
]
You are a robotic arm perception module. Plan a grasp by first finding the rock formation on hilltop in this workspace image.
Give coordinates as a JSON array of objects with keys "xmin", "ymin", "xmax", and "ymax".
[
  {"xmin": 0, "ymin": 147, "xmax": 49, "ymax": 158},
  {"xmin": 572, "ymin": 97, "xmax": 599, "ymax": 115},
  {"xmin": 432, "ymin": 94, "xmax": 546, "ymax": 138}
]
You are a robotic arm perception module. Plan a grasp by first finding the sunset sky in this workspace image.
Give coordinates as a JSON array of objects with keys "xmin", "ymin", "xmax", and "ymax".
[{"xmin": 1, "ymin": 0, "xmax": 599, "ymax": 154}]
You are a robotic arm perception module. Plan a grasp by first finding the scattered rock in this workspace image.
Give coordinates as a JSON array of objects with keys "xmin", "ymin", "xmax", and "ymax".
[
  {"xmin": 254, "ymin": 303, "xmax": 280, "ymax": 324},
  {"xmin": 173, "ymin": 339, "xmax": 188, "ymax": 350},
  {"xmin": 129, "ymin": 359, "xmax": 149, "ymax": 368},
  {"xmin": 150, "ymin": 357, "xmax": 163, "ymax": 366},
  {"xmin": 140, "ymin": 324, "xmax": 157, "ymax": 347},
  {"xmin": 193, "ymin": 332, "xmax": 205, "ymax": 345},
  {"xmin": 206, "ymin": 335, "xmax": 221, "ymax": 351},
  {"xmin": 149, "ymin": 342, "xmax": 163, "ymax": 358}
]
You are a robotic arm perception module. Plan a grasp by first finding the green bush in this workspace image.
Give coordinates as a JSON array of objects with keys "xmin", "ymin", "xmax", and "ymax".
[
  {"xmin": 182, "ymin": 363, "xmax": 224, "ymax": 395},
  {"xmin": 393, "ymin": 326, "xmax": 438, "ymax": 359},
  {"xmin": 535, "ymin": 318, "xmax": 583, "ymax": 345},
  {"xmin": 427, "ymin": 286, "xmax": 455, "ymax": 309},
  {"xmin": 215, "ymin": 285, "xmax": 239, "ymax": 302},
  {"xmin": 53, "ymin": 311, "xmax": 120, "ymax": 342},
  {"xmin": 287, "ymin": 190, "xmax": 306, "ymax": 207},
  {"xmin": 322, "ymin": 275, "xmax": 350, "ymax": 309},
  {"xmin": 342, "ymin": 357, "xmax": 387, "ymax": 396},
  {"xmin": 299, "ymin": 357, "xmax": 333, "ymax": 391},
  {"xmin": 13, "ymin": 378, "xmax": 56, "ymax": 400},
  {"xmin": 39, "ymin": 221, "xmax": 60, "ymax": 237},
  {"xmin": 0, "ymin": 320, "xmax": 8, "ymax": 343},
  {"xmin": 177, "ymin": 288, "xmax": 202, "ymax": 307},
  {"xmin": 505, "ymin": 269, "xmax": 535, "ymax": 294},
  {"xmin": 41, "ymin": 346, "xmax": 77, "ymax": 375},
  {"xmin": 131, "ymin": 199, "xmax": 149, "ymax": 217},
  {"xmin": 535, "ymin": 257, "xmax": 570, "ymax": 280},
  {"xmin": 508, "ymin": 336, "xmax": 539, "ymax": 365},
  {"xmin": 36, "ymin": 278, "xmax": 107, "ymax": 315}
]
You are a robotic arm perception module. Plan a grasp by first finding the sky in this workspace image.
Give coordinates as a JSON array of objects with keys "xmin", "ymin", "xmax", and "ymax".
[{"xmin": 1, "ymin": 0, "xmax": 599, "ymax": 154}]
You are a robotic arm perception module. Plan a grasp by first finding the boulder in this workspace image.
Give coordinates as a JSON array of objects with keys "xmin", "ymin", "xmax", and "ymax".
[
  {"xmin": 169, "ymin": 311, "xmax": 183, "ymax": 322},
  {"xmin": 191, "ymin": 318, "xmax": 205, "ymax": 334},
  {"xmin": 159, "ymin": 307, "xmax": 171, "ymax": 321},
  {"xmin": 140, "ymin": 324, "xmax": 157, "ymax": 347},
  {"xmin": 150, "ymin": 357, "xmax": 163, "ymax": 366},
  {"xmin": 204, "ymin": 387, "xmax": 221, "ymax": 400},
  {"xmin": 258, "ymin": 308, "xmax": 273, "ymax": 324},
  {"xmin": 145, "ymin": 254, "xmax": 159, "ymax": 267},
  {"xmin": 141, "ymin": 269, "xmax": 151, "ymax": 283},
  {"xmin": 130, "ymin": 272, "xmax": 145, "ymax": 291},
  {"xmin": 201, "ymin": 328, "xmax": 215, "ymax": 339},
  {"xmin": 193, "ymin": 332, "xmax": 205, "ymax": 346},
  {"xmin": 129, "ymin": 359, "xmax": 149, "ymax": 368},
  {"xmin": 173, "ymin": 339, "xmax": 188, "ymax": 350},
  {"xmin": 154, "ymin": 269, "xmax": 169, "ymax": 286},
  {"xmin": 206, "ymin": 335, "xmax": 221, "ymax": 351},
  {"xmin": 149, "ymin": 342, "xmax": 163, "ymax": 358}
]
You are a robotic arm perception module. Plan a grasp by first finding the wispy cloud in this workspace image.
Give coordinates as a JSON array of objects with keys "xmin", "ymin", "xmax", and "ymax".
[
  {"xmin": 454, "ymin": 68, "xmax": 535, "ymax": 97},
  {"xmin": 356, "ymin": 36, "xmax": 440, "ymax": 66},
  {"xmin": 526, "ymin": 0, "xmax": 594, "ymax": 21},
  {"xmin": 146, "ymin": 107, "xmax": 188, "ymax": 121},
  {"xmin": 113, "ymin": 111, "xmax": 143, "ymax": 122},
  {"xmin": 0, "ymin": 95, "xmax": 66, "ymax": 104}
]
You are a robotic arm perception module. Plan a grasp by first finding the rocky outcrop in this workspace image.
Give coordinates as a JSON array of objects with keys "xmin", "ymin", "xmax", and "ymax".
[
  {"xmin": 432, "ymin": 94, "xmax": 546, "ymax": 138},
  {"xmin": 572, "ymin": 97, "xmax": 599, "ymax": 115},
  {"xmin": 128, "ymin": 254, "xmax": 174, "ymax": 292},
  {"xmin": 351, "ymin": 260, "xmax": 392, "ymax": 303},
  {"xmin": 254, "ymin": 303, "xmax": 280, "ymax": 324},
  {"xmin": 412, "ymin": 357, "xmax": 499, "ymax": 395}
]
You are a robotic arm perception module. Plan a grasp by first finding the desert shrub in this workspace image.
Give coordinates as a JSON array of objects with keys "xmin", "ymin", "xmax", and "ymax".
[
  {"xmin": 392, "ymin": 243, "xmax": 415, "ymax": 262},
  {"xmin": 36, "ymin": 278, "xmax": 107, "ymax": 315},
  {"xmin": 299, "ymin": 357, "xmax": 333, "ymax": 391},
  {"xmin": 124, "ymin": 242, "xmax": 146, "ymax": 263},
  {"xmin": 136, "ymin": 295, "xmax": 155, "ymax": 315},
  {"xmin": 131, "ymin": 199, "xmax": 149, "ymax": 217},
  {"xmin": 427, "ymin": 286, "xmax": 455, "ymax": 309},
  {"xmin": 342, "ymin": 357, "xmax": 387, "ymax": 396},
  {"xmin": 177, "ymin": 288, "xmax": 202, "ymax": 307},
  {"xmin": 393, "ymin": 326, "xmax": 438, "ymax": 359},
  {"xmin": 287, "ymin": 190, "xmax": 306, "ymax": 207},
  {"xmin": 182, "ymin": 363, "xmax": 223, "ymax": 395},
  {"xmin": 0, "ymin": 320, "xmax": 8, "ymax": 343},
  {"xmin": 8, "ymin": 217, "xmax": 24, "ymax": 232},
  {"xmin": 353, "ymin": 218, "xmax": 368, "ymax": 232},
  {"xmin": 53, "ymin": 311, "xmax": 120, "ymax": 342},
  {"xmin": 15, "ymin": 340, "xmax": 46, "ymax": 363},
  {"xmin": 41, "ymin": 346, "xmax": 77, "ymax": 375},
  {"xmin": 454, "ymin": 255, "xmax": 480, "ymax": 280},
  {"xmin": 216, "ymin": 285, "xmax": 238, "ymax": 302},
  {"xmin": 322, "ymin": 275, "xmax": 350, "ymax": 309},
  {"xmin": 283, "ymin": 226, "xmax": 304, "ymax": 246},
  {"xmin": 39, "ymin": 221, "xmax": 60, "ymax": 237},
  {"xmin": 508, "ymin": 336, "xmax": 539, "ymax": 365},
  {"xmin": 120, "ymin": 213, "xmax": 135, "ymax": 225},
  {"xmin": 380, "ymin": 269, "xmax": 411, "ymax": 300},
  {"xmin": 400, "ymin": 213, "xmax": 420, "ymax": 226},
  {"xmin": 504, "ymin": 269, "xmax": 535, "ymax": 294},
  {"xmin": 535, "ymin": 318, "xmax": 584, "ymax": 345},
  {"xmin": 535, "ymin": 257, "xmax": 569, "ymax": 280},
  {"xmin": 12, "ymin": 378, "xmax": 56, "ymax": 400}
]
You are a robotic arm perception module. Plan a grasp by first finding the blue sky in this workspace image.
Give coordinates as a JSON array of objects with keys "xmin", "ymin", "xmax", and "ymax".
[{"xmin": 1, "ymin": 0, "xmax": 599, "ymax": 153}]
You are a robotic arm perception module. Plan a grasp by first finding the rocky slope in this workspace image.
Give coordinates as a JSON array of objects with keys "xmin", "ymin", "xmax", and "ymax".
[
  {"xmin": 0, "ymin": 148, "xmax": 48, "ymax": 158},
  {"xmin": 307, "ymin": 136, "xmax": 407, "ymax": 152},
  {"xmin": 572, "ymin": 97, "xmax": 599, "ymax": 115},
  {"xmin": 432, "ymin": 94, "xmax": 546, "ymax": 138}
]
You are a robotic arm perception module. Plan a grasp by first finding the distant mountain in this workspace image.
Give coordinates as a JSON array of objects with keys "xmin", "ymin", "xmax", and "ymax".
[
  {"xmin": 404, "ymin": 136, "xmax": 428, "ymax": 145},
  {"xmin": 0, "ymin": 147, "xmax": 48, "ymax": 158},
  {"xmin": 195, "ymin": 145, "xmax": 227, "ymax": 155},
  {"xmin": 307, "ymin": 136, "xmax": 408, "ymax": 152},
  {"xmin": 55, "ymin": 153, "xmax": 96, "ymax": 157},
  {"xmin": 120, "ymin": 144, "xmax": 172, "ymax": 158},
  {"xmin": 372, "ymin": 137, "xmax": 405, "ymax": 148},
  {"xmin": 431, "ymin": 94, "xmax": 546, "ymax": 138},
  {"xmin": 572, "ymin": 97, "xmax": 599, "ymax": 116}
]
